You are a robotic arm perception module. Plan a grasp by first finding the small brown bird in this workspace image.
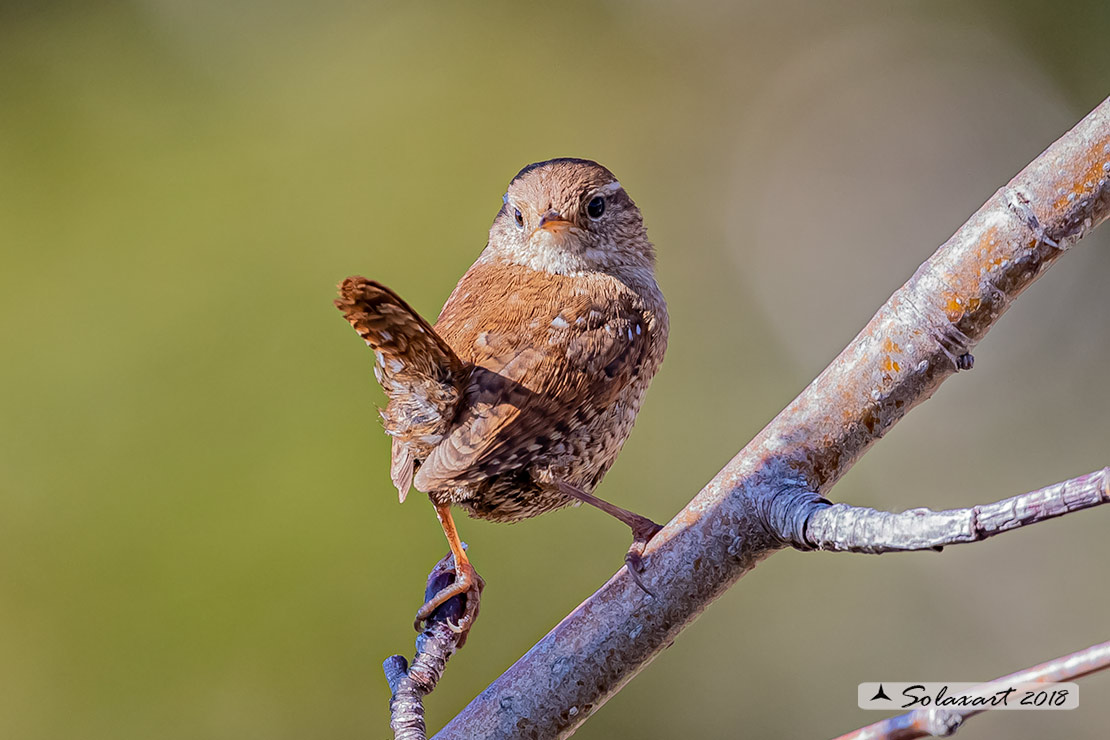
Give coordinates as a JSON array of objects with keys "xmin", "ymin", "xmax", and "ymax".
[{"xmin": 335, "ymin": 158, "xmax": 668, "ymax": 637}]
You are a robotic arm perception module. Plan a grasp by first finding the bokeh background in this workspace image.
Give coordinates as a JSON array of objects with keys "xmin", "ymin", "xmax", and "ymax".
[{"xmin": 2, "ymin": 1, "xmax": 1109, "ymax": 738}]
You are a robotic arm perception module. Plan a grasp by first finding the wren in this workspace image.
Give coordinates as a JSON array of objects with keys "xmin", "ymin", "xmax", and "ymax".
[{"xmin": 336, "ymin": 158, "xmax": 668, "ymax": 639}]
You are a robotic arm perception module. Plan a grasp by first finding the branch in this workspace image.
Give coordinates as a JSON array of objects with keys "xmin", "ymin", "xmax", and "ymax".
[
  {"xmin": 833, "ymin": 640, "xmax": 1110, "ymax": 740},
  {"xmin": 384, "ymin": 552, "xmax": 478, "ymax": 740},
  {"xmin": 799, "ymin": 467, "xmax": 1110, "ymax": 553},
  {"xmin": 433, "ymin": 98, "xmax": 1110, "ymax": 739}
]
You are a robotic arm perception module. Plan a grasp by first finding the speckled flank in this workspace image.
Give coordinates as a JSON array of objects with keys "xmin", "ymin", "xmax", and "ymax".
[{"xmin": 425, "ymin": 261, "xmax": 667, "ymax": 522}]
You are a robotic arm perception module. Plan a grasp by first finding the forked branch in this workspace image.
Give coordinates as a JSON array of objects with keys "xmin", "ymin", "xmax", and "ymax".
[{"xmin": 384, "ymin": 553, "xmax": 474, "ymax": 740}]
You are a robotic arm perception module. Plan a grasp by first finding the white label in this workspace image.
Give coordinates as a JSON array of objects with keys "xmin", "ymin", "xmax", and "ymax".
[{"xmin": 857, "ymin": 682, "xmax": 1078, "ymax": 710}]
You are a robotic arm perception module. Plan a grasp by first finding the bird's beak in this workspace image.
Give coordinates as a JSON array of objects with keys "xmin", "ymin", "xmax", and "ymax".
[{"xmin": 538, "ymin": 210, "xmax": 573, "ymax": 234}]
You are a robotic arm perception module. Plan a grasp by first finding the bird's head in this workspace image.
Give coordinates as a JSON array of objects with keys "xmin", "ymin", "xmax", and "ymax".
[{"xmin": 487, "ymin": 158, "xmax": 654, "ymax": 274}]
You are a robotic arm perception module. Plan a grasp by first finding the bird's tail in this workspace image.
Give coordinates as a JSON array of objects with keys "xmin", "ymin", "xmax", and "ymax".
[{"xmin": 335, "ymin": 276, "xmax": 464, "ymax": 498}]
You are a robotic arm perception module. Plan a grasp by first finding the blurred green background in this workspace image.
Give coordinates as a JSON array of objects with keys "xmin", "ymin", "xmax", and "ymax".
[{"xmin": 2, "ymin": 1, "xmax": 1109, "ymax": 738}]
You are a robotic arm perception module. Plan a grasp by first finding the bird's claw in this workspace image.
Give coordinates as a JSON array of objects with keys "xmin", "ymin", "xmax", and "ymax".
[
  {"xmin": 413, "ymin": 561, "xmax": 484, "ymax": 646},
  {"xmin": 624, "ymin": 520, "xmax": 663, "ymax": 597},
  {"xmin": 445, "ymin": 616, "xmax": 472, "ymax": 635}
]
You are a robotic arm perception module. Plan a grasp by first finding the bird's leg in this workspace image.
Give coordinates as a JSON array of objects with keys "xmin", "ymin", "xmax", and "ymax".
[
  {"xmin": 413, "ymin": 503, "xmax": 484, "ymax": 638},
  {"xmin": 556, "ymin": 480, "xmax": 663, "ymax": 596}
]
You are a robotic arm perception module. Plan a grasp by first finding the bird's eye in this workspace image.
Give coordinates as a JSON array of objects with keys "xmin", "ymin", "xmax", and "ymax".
[
  {"xmin": 587, "ymin": 196, "xmax": 605, "ymax": 220},
  {"xmin": 513, "ymin": 208, "xmax": 524, "ymax": 229}
]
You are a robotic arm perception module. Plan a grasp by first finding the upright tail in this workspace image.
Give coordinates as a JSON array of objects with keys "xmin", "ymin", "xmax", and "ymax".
[{"xmin": 335, "ymin": 277, "xmax": 464, "ymax": 499}]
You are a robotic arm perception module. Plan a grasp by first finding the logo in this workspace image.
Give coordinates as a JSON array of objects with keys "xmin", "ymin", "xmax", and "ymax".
[{"xmin": 858, "ymin": 682, "xmax": 1078, "ymax": 711}]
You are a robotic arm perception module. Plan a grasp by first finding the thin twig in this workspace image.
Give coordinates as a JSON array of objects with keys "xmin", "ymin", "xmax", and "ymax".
[
  {"xmin": 798, "ymin": 467, "xmax": 1110, "ymax": 553},
  {"xmin": 432, "ymin": 98, "xmax": 1110, "ymax": 739},
  {"xmin": 832, "ymin": 640, "xmax": 1110, "ymax": 740},
  {"xmin": 384, "ymin": 552, "xmax": 479, "ymax": 740}
]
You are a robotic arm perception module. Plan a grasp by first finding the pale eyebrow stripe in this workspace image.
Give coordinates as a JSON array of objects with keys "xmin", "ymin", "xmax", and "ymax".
[{"xmin": 597, "ymin": 181, "xmax": 623, "ymax": 195}]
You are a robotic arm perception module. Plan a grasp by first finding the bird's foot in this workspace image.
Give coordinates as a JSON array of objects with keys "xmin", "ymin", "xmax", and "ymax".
[
  {"xmin": 553, "ymin": 479, "xmax": 664, "ymax": 597},
  {"xmin": 413, "ymin": 557, "xmax": 484, "ymax": 645},
  {"xmin": 624, "ymin": 518, "xmax": 663, "ymax": 597}
]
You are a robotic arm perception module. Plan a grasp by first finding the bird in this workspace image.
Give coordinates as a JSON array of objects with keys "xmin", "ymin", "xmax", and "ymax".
[{"xmin": 335, "ymin": 158, "xmax": 668, "ymax": 640}]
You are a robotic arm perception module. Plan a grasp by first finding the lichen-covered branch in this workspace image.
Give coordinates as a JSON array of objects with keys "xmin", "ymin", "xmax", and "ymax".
[
  {"xmin": 433, "ymin": 97, "xmax": 1110, "ymax": 740},
  {"xmin": 795, "ymin": 467, "xmax": 1109, "ymax": 553},
  {"xmin": 832, "ymin": 640, "xmax": 1110, "ymax": 740}
]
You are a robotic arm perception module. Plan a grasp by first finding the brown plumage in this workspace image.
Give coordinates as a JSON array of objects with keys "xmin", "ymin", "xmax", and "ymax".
[
  {"xmin": 334, "ymin": 280, "xmax": 462, "ymax": 499},
  {"xmin": 336, "ymin": 158, "xmax": 668, "ymax": 638}
]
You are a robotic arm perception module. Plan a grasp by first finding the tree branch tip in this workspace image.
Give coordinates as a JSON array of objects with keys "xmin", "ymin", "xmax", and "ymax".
[{"xmin": 383, "ymin": 655, "xmax": 410, "ymax": 695}]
